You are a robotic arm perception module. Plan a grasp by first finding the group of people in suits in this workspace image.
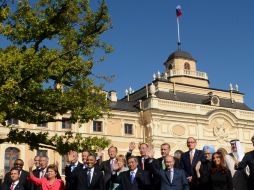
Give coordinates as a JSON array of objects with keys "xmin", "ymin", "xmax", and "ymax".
[
  {"xmin": 0, "ymin": 155, "xmax": 64, "ymax": 190},
  {"xmin": 1, "ymin": 135, "xmax": 254, "ymax": 190}
]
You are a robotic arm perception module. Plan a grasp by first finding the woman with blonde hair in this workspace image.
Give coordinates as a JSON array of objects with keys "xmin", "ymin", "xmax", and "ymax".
[{"xmin": 111, "ymin": 154, "xmax": 128, "ymax": 190}]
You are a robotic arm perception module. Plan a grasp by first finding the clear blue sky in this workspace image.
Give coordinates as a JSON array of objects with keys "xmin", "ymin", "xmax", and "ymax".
[
  {"xmin": 1, "ymin": 1, "xmax": 253, "ymax": 109},
  {"xmin": 93, "ymin": 0, "xmax": 254, "ymax": 109}
]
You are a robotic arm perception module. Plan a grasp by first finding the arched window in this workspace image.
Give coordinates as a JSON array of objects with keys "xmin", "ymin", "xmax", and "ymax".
[
  {"xmin": 168, "ymin": 64, "xmax": 173, "ymax": 70},
  {"xmin": 4, "ymin": 147, "xmax": 20, "ymax": 173},
  {"xmin": 184, "ymin": 62, "xmax": 190, "ymax": 70},
  {"xmin": 168, "ymin": 63, "xmax": 175, "ymax": 70}
]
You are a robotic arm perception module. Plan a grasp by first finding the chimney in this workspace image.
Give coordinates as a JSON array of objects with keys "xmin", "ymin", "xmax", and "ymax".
[{"xmin": 109, "ymin": 91, "xmax": 117, "ymax": 102}]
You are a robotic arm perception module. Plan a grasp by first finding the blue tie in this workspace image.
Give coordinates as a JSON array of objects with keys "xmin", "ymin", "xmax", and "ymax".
[{"xmin": 130, "ymin": 171, "xmax": 135, "ymax": 184}]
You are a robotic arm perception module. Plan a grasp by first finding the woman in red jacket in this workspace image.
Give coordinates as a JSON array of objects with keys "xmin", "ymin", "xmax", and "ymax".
[{"xmin": 28, "ymin": 160, "xmax": 64, "ymax": 190}]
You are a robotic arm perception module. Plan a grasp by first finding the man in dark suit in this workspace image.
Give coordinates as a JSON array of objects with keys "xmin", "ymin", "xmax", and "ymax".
[
  {"xmin": 111, "ymin": 155, "xmax": 150, "ymax": 190},
  {"xmin": 126, "ymin": 142, "xmax": 159, "ymax": 190},
  {"xmin": 236, "ymin": 135, "xmax": 254, "ymax": 190},
  {"xmin": 31, "ymin": 155, "xmax": 49, "ymax": 190},
  {"xmin": 180, "ymin": 137, "xmax": 204, "ymax": 190},
  {"xmin": 151, "ymin": 155, "xmax": 189, "ymax": 190},
  {"xmin": 155, "ymin": 143, "xmax": 181, "ymax": 189},
  {"xmin": 1, "ymin": 167, "xmax": 25, "ymax": 190},
  {"xmin": 98, "ymin": 146, "xmax": 117, "ymax": 190},
  {"xmin": 2, "ymin": 159, "xmax": 30, "ymax": 190},
  {"xmin": 70, "ymin": 154, "xmax": 104, "ymax": 190},
  {"xmin": 30, "ymin": 156, "xmax": 40, "ymax": 190},
  {"xmin": 65, "ymin": 150, "xmax": 83, "ymax": 190},
  {"xmin": 157, "ymin": 143, "xmax": 180, "ymax": 169}
]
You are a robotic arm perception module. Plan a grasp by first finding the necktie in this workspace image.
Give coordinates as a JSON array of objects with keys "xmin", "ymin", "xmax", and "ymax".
[
  {"xmin": 170, "ymin": 170, "xmax": 173, "ymax": 183},
  {"xmin": 10, "ymin": 183, "xmax": 14, "ymax": 190},
  {"xmin": 41, "ymin": 170, "xmax": 45, "ymax": 178},
  {"xmin": 190, "ymin": 151, "xmax": 194, "ymax": 164},
  {"xmin": 130, "ymin": 171, "xmax": 135, "ymax": 184},
  {"xmin": 71, "ymin": 164, "xmax": 76, "ymax": 172},
  {"xmin": 87, "ymin": 169, "xmax": 91, "ymax": 186},
  {"xmin": 141, "ymin": 158, "xmax": 145, "ymax": 170},
  {"xmin": 162, "ymin": 159, "xmax": 166, "ymax": 170},
  {"xmin": 110, "ymin": 159, "xmax": 114, "ymax": 171}
]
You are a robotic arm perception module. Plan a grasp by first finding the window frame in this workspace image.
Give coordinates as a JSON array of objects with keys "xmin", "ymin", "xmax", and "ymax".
[
  {"xmin": 93, "ymin": 121, "xmax": 103, "ymax": 132},
  {"xmin": 62, "ymin": 118, "xmax": 72, "ymax": 129},
  {"xmin": 124, "ymin": 123, "xmax": 133, "ymax": 135},
  {"xmin": 37, "ymin": 123, "xmax": 48, "ymax": 128},
  {"xmin": 184, "ymin": 62, "xmax": 191, "ymax": 70},
  {"xmin": 7, "ymin": 119, "xmax": 19, "ymax": 125}
]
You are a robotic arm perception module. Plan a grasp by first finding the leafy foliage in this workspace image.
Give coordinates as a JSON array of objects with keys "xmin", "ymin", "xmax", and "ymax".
[
  {"xmin": 0, "ymin": 0, "xmax": 113, "ymax": 153},
  {"xmin": 0, "ymin": 128, "xmax": 111, "ymax": 155}
]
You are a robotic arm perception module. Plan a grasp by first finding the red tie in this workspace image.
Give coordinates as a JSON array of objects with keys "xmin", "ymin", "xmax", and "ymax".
[
  {"xmin": 141, "ymin": 158, "xmax": 145, "ymax": 170},
  {"xmin": 10, "ymin": 183, "xmax": 14, "ymax": 190}
]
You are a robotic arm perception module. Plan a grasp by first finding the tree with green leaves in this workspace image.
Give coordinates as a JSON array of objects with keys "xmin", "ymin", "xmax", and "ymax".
[{"xmin": 0, "ymin": 0, "xmax": 112, "ymax": 154}]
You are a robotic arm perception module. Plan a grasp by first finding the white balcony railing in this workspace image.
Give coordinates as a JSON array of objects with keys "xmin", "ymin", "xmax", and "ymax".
[{"xmin": 169, "ymin": 69, "xmax": 208, "ymax": 80}]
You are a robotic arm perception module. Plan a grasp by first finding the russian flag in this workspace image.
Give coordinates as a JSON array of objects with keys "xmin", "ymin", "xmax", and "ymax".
[{"xmin": 176, "ymin": 5, "xmax": 182, "ymax": 17}]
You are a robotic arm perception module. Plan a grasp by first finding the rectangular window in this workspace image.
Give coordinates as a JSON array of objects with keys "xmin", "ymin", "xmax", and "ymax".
[
  {"xmin": 7, "ymin": 119, "xmax": 19, "ymax": 125},
  {"xmin": 124, "ymin": 123, "xmax": 133, "ymax": 134},
  {"xmin": 37, "ymin": 123, "xmax": 48, "ymax": 127},
  {"xmin": 93, "ymin": 121, "xmax": 102, "ymax": 132},
  {"xmin": 62, "ymin": 118, "xmax": 71, "ymax": 129},
  {"xmin": 37, "ymin": 150, "xmax": 48, "ymax": 157}
]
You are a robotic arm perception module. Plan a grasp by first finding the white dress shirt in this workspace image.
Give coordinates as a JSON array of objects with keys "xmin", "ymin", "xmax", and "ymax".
[{"xmin": 10, "ymin": 180, "xmax": 19, "ymax": 190}]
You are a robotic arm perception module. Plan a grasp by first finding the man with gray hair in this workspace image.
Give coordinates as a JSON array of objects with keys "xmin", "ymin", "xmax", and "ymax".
[
  {"xmin": 236, "ymin": 135, "xmax": 254, "ymax": 190},
  {"xmin": 30, "ymin": 155, "xmax": 49, "ymax": 190}
]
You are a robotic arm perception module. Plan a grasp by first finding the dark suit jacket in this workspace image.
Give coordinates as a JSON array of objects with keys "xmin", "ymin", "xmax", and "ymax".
[
  {"xmin": 210, "ymin": 169, "xmax": 233, "ymax": 190},
  {"xmin": 98, "ymin": 159, "xmax": 112, "ymax": 190},
  {"xmin": 237, "ymin": 150, "xmax": 254, "ymax": 189},
  {"xmin": 111, "ymin": 169, "xmax": 150, "ymax": 190},
  {"xmin": 126, "ymin": 152, "xmax": 159, "ymax": 190},
  {"xmin": 65, "ymin": 162, "xmax": 83, "ymax": 190},
  {"xmin": 158, "ymin": 168, "xmax": 189, "ymax": 190},
  {"xmin": 0, "ymin": 182, "xmax": 25, "ymax": 190},
  {"xmin": 180, "ymin": 150, "xmax": 204, "ymax": 178},
  {"xmin": 71, "ymin": 167, "xmax": 104, "ymax": 190},
  {"xmin": 3, "ymin": 170, "xmax": 30, "ymax": 190},
  {"xmin": 30, "ymin": 168, "xmax": 40, "ymax": 190},
  {"xmin": 155, "ymin": 156, "xmax": 180, "ymax": 189},
  {"xmin": 149, "ymin": 160, "xmax": 189, "ymax": 190}
]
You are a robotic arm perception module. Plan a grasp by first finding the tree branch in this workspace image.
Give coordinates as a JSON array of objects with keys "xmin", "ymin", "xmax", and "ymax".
[
  {"xmin": 0, "ymin": 0, "xmax": 7, "ymax": 9},
  {"xmin": 0, "ymin": 137, "xmax": 9, "ymax": 144}
]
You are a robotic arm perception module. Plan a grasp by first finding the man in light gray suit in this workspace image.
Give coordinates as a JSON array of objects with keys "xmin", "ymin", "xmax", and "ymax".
[{"xmin": 151, "ymin": 155, "xmax": 189, "ymax": 190}]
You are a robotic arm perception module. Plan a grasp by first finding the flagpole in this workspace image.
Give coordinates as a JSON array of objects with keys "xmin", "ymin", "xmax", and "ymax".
[{"xmin": 176, "ymin": 16, "xmax": 181, "ymax": 51}]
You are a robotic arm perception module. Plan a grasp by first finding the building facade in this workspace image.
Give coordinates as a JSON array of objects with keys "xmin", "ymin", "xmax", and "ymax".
[{"xmin": 0, "ymin": 49, "xmax": 254, "ymax": 179}]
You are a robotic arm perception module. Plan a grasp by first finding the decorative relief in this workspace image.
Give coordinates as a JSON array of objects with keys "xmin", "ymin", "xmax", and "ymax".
[
  {"xmin": 172, "ymin": 125, "xmax": 185, "ymax": 136},
  {"xmin": 210, "ymin": 117, "xmax": 236, "ymax": 143}
]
